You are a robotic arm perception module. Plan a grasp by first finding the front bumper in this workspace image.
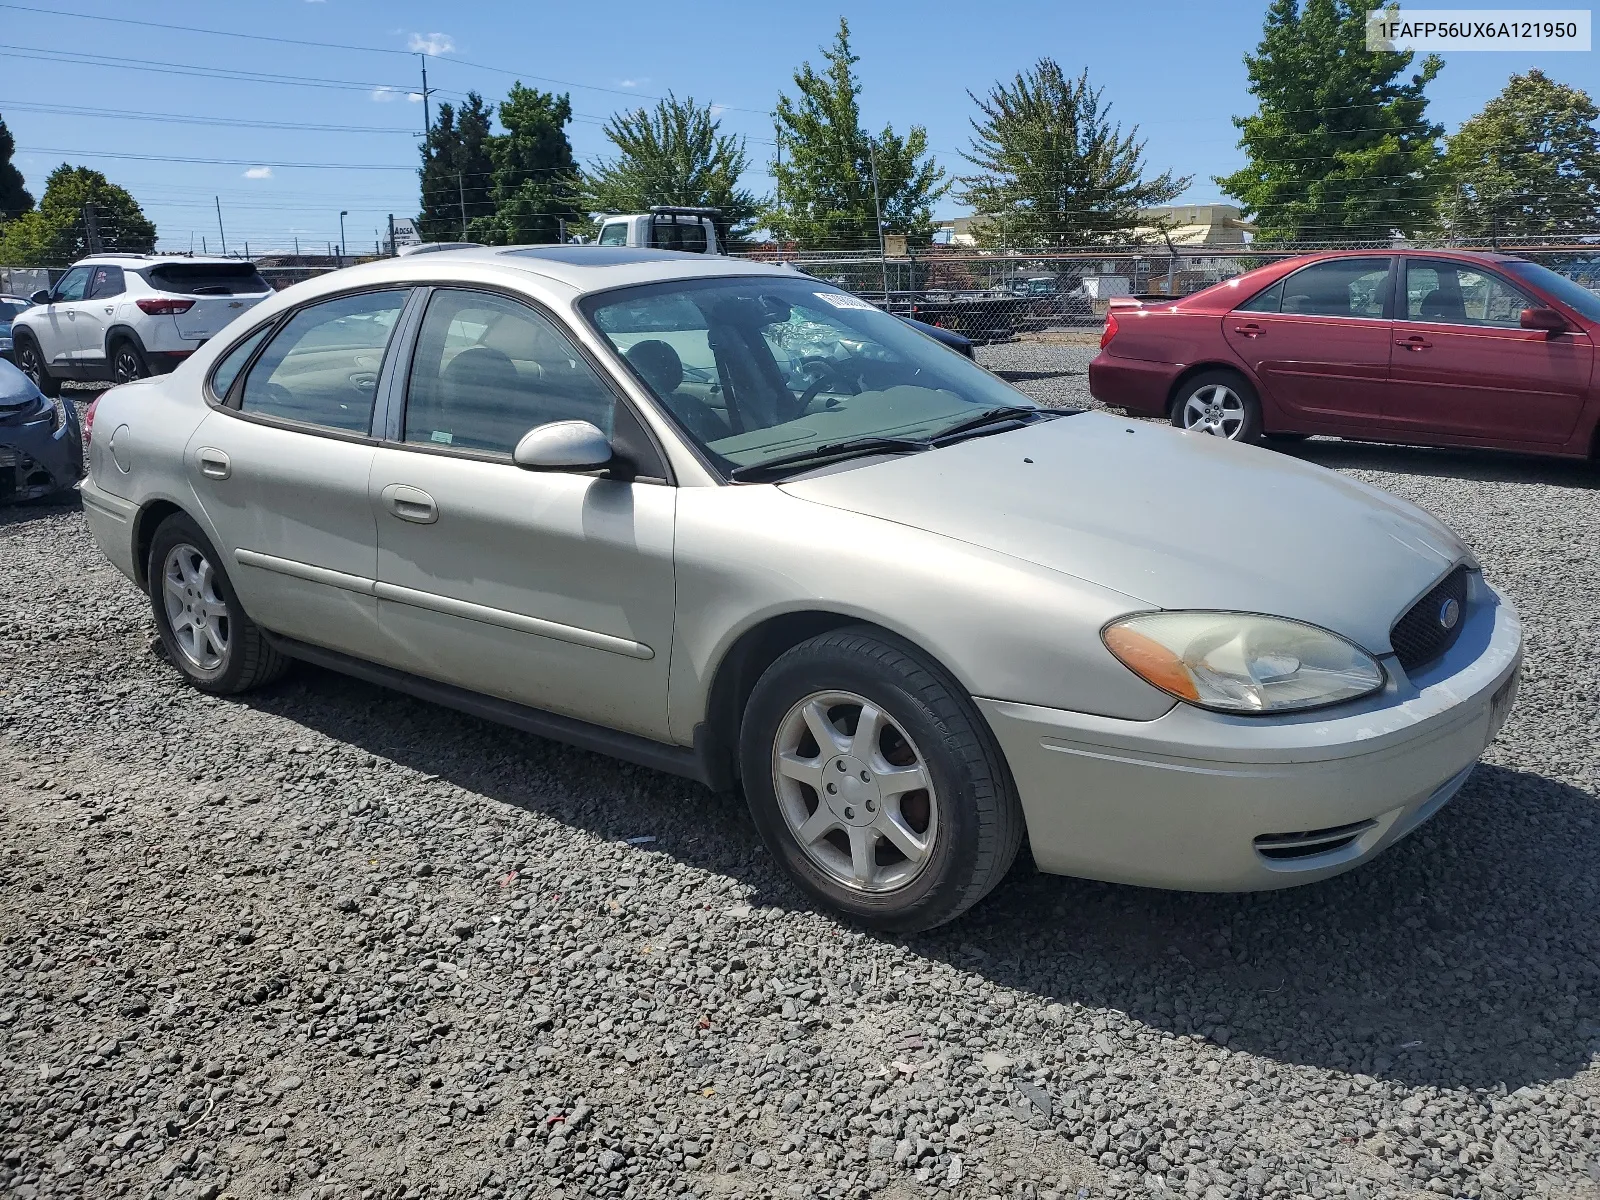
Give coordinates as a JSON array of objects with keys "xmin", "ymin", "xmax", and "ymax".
[
  {"xmin": 979, "ymin": 579, "xmax": 1523, "ymax": 890},
  {"xmin": 0, "ymin": 401, "xmax": 81, "ymax": 502}
]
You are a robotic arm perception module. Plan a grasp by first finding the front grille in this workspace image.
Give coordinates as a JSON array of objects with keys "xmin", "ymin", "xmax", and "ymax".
[
  {"xmin": 1390, "ymin": 566, "xmax": 1469, "ymax": 674},
  {"xmin": 1254, "ymin": 820, "xmax": 1377, "ymax": 861}
]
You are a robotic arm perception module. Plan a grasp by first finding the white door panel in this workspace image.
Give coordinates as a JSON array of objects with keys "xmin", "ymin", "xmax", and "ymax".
[{"xmin": 370, "ymin": 447, "xmax": 676, "ymax": 740}]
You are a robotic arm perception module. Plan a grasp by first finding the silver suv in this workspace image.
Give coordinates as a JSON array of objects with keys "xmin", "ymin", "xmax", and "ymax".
[{"xmin": 12, "ymin": 255, "xmax": 273, "ymax": 394}]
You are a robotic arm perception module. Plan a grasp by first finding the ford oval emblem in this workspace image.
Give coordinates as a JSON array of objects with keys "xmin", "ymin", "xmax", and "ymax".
[{"xmin": 1438, "ymin": 597, "xmax": 1460, "ymax": 630}]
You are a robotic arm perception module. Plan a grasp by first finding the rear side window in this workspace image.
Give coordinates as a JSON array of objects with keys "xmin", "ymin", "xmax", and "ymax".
[
  {"xmin": 239, "ymin": 291, "xmax": 406, "ymax": 433},
  {"xmin": 87, "ymin": 265, "xmax": 125, "ymax": 299},
  {"xmin": 1234, "ymin": 279, "xmax": 1284, "ymax": 313},
  {"xmin": 145, "ymin": 263, "xmax": 272, "ymax": 296},
  {"xmin": 209, "ymin": 324, "xmax": 273, "ymax": 400},
  {"xmin": 1277, "ymin": 258, "xmax": 1390, "ymax": 318}
]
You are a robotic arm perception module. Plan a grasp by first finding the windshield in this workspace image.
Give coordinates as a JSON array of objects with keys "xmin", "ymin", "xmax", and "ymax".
[
  {"xmin": 1504, "ymin": 261, "xmax": 1600, "ymax": 323},
  {"xmin": 0, "ymin": 300, "xmax": 24, "ymax": 324},
  {"xmin": 583, "ymin": 276, "xmax": 1038, "ymax": 476}
]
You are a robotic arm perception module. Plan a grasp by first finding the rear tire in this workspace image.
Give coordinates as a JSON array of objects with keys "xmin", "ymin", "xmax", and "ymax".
[
  {"xmin": 1170, "ymin": 369, "xmax": 1261, "ymax": 442},
  {"xmin": 738, "ymin": 626, "xmax": 1023, "ymax": 932},
  {"xmin": 147, "ymin": 512, "xmax": 290, "ymax": 695},
  {"xmin": 14, "ymin": 335, "xmax": 61, "ymax": 397},
  {"xmin": 110, "ymin": 338, "xmax": 149, "ymax": 384}
]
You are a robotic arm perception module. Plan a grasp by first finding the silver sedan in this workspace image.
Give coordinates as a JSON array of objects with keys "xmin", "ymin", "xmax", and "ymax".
[{"xmin": 77, "ymin": 247, "xmax": 1523, "ymax": 931}]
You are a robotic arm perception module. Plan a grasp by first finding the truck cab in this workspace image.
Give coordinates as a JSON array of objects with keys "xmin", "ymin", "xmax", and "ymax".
[{"xmin": 594, "ymin": 207, "xmax": 721, "ymax": 254}]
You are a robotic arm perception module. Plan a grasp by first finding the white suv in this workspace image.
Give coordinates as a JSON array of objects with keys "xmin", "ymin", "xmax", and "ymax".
[{"xmin": 12, "ymin": 255, "xmax": 274, "ymax": 394}]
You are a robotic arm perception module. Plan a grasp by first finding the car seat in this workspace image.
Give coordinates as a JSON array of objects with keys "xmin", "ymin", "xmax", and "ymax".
[{"xmin": 625, "ymin": 340, "xmax": 729, "ymax": 443}]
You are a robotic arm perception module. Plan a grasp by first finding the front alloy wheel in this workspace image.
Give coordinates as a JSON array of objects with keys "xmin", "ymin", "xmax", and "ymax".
[
  {"xmin": 772, "ymin": 690, "xmax": 939, "ymax": 893},
  {"xmin": 161, "ymin": 542, "xmax": 231, "ymax": 671}
]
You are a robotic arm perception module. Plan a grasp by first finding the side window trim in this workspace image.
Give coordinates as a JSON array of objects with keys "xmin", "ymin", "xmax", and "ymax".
[
  {"xmin": 1268, "ymin": 256, "xmax": 1395, "ymax": 321},
  {"xmin": 383, "ymin": 282, "xmax": 674, "ymax": 484},
  {"xmin": 208, "ymin": 318, "xmax": 284, "ymax": 407},
  {"xmin": 1398, "ymin": 258, "xmax": 1535, "ymax": 328},
  {"xmin": 373, "ymin": 286, "xmax": 433, "ymax": 443},
  {"xmin": 218, "ymin": 285, "xmax": 414, "ymax": 440}
]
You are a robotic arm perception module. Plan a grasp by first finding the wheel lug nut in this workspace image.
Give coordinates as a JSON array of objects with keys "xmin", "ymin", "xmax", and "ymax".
[
  {"xmin": 866, "ymin": 799, "xmax": 876, "ymax": 812},
  {"xmin": 835, "ymin": 761, "xmax": 846, "ymax": 772},
  {"xmin": 859, "ymin": 771, "xmax": 870, "ymax": 782},
  {"xmin": 843, "ymin": 807, "xmax": 854, "ymax": 819},
  {"xmin": 826, "ymin": 783, "xmax": 837, "ymax": 794}
]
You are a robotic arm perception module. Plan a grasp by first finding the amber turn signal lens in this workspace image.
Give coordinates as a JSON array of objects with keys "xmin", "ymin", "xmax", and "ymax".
[{"xmin": 1103, "ymin": 623, "xmax": 1200, "ymax": 701}]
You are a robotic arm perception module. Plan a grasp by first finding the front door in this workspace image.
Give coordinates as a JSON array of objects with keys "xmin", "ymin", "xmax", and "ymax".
[
  {"xmin": 76, "ymin": 264, "xmax": 124, "ymax": 366},
  {"xmin": 1386, "ymin": 258, "xmax": 1592, "ymax": 444},
  {"xmin": 1223, "ymin": 256, "xmax": 1394, "ymax": 426},
  {"xmin": 186, "ymin": 289, "xmax": 411, "ymax": 662},
  {"xmin": 370, "ymin": 287, "xmax": 676, "ymax": 740},
  {"xmin": 39, "ymin": 266, "xmax": 91, "ymax": 365}
]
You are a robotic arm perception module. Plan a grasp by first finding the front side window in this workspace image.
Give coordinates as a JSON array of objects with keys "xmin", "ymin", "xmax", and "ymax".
[
  {"xmin": 597, "ymin": 222, "xmax": 629, "ymax": 247},
  {"xmin": 87, "ymin": 266, "xmax": 125, "ymax": 299},
  {"xmin": 585, "ymin": 277, "xmax": 1042, "ymax": 476},
  {"xmin": 239, "ymin": 290, "xmax": 405, "ymax": 432},
  {"xmin": 52, "ymin": 267, "xmax": 91, "ymax": 304},
  {"xmin": 403, "ymin": 289, "xmax": 616, "ymax": 454},
  {"xmin": 1404, "ymin": 260, "xmax": 1536, "ymax": 327},
  {"xmin": 1505, "ymin": 261, "xmax": 1600, "ymax": 322},
  {"xmin": 1277, "ymin": 258, "xmax": 1390, "ymax": 318}
]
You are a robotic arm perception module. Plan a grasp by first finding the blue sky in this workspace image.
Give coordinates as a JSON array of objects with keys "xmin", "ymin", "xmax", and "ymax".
[{"xmin": 2, "ymin": 1, "xmax": 1593, "ymax": 254}]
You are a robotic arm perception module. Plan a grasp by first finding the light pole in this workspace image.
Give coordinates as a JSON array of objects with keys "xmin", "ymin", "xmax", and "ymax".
[{"xmin": 339, "ymin": 211, "xmax": 349, "ymax": 266}]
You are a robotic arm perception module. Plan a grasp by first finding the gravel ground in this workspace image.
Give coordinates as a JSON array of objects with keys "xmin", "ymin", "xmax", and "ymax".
[{"xmin": 2, "ymin": 360, "xmax": 1598, "ymax": 1200}]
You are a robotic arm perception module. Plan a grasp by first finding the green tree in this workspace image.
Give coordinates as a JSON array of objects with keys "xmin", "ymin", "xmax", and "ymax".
[
  {"xmin": 766, "ymin": 18, "xmax": 947, "ymax": 250},
  {"xmin": 0, "ymin": 164, "xmax": 155, "ymax": 265},
  {"xmin": 584, "ymin": 93, "xmax": 759, "ymax": 246},
  {"xmin": 417, "ymin": 93, "xmax": 497, "ymax": 242},
  {"xmin": 960, "ymin": 60, "xmax": 1189, "ymax": 247},
  {"xmin": 1441, "ymin": 69, "xmax": 1600, "ymax": 239},
  {"xmin": 472, "ymin": 84, "xmax": 581, "ymax": 245},
  {"xmin": 0, "ymin": 114, "xmax": 33, "ymax": 222},
  {"xmin": 1218, "ymin": 0, "xmax": 1443, "ymax": 242}
]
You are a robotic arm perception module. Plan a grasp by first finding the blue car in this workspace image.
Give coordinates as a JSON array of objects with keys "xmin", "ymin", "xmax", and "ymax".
[
  {"xmin": 0, "ymin": 355, "xmax": 81, "ymax": 502},
  {"xmin": 0, "ymin": 294, "xmax": 31, "ymax": 364}
]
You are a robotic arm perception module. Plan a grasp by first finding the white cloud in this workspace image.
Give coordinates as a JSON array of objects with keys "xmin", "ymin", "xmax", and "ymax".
[
  {"xmin": 372, "ymin": 86, "xmax": 423, "ymax": 103},
  {"xmin": 408, "ymin": 32, "xmax": 455, "ymax": 55},
  {"xmin": 618, "ymin": 78, "xmax": 650, "ymax": 89},
  {"xmin": 708, "ymin": 104, "xmax": 727, "ymax": 118},
  {"xmin": 243, "ymin": 166, "xmax": 273, "ymax": 179}
]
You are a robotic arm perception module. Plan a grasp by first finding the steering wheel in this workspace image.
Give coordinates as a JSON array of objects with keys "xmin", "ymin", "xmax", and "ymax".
[{"xmin": 795, "ymin": 357, "xmax": 858, "ymax": 410}]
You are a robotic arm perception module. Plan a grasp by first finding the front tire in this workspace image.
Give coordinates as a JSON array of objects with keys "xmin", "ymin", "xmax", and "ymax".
[
  {"xmin": 147, "ymin": 513, "xmax": 289, "ymax": 695},
  {"xmin": 738, "ymin": 626, "xmax": 1023, "ymax": 932},
  {"xmin": 1171, "ymin": 369, "xmax": 1261, "ymax": 442},
  {"xmin": 14, "ymin": 335, "xmax": 61, "ymax": 397},
  {"xmin": 110, "ymin": 338, "xmax": 149, "ymax": 384}
]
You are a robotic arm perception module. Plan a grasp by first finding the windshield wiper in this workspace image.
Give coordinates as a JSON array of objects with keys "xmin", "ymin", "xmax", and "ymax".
[
  {"xmin": 928, "ymin": 404, "xmax": 1058, "ymax": 445},
  {"xmin": 728, "ymin": 436, "xmax": 930, "ymax": 482}
]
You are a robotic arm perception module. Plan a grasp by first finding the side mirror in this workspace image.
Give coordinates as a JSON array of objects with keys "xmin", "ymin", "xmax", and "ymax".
[
  {"xmin": 1520, "ymin": 306, "xmax": 1567, "ymax": 334},
  {"xmin": 30, "ymin": 290, "xmax": 51, "ymax": 306},
  {"xmin": 512, "ymin": 420, "xmax": 614, "ymax": 471}
]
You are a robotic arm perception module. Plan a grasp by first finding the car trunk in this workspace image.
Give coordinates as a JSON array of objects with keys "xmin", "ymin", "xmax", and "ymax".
[{"xmin": 143, "ymin": 263, "xmax": 272, "ymax": 341}]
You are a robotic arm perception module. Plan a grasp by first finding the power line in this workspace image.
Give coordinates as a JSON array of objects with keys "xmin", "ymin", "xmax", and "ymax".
[
  {"xmin": 0, "ymin": 43, "xmax": 411, "ymax": 93},
  {"xmin": 0, "ymin": 101, "xmax": 418, "ymax": 135},
  {"xmin": 0, "ymin": 3, "xmax": 414, "ymax": 56},
  {"xmin": 17, "ymin": 146, "xmax": 415, "ymax": 171}
]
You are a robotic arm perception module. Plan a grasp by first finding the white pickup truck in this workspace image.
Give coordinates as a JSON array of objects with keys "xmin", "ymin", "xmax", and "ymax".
[{"xmin": 594, "ymin": 206, "xmax": 721, "ymax": 254}]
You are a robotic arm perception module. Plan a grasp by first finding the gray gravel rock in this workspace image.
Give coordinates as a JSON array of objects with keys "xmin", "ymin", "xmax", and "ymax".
[{"xmin": 1, "ymin": 376, "xmax": 1597, "ymax": 1200}]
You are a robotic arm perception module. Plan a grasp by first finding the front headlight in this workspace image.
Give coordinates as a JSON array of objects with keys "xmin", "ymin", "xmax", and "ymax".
[
  {"xmin": 1102, "ymin": 612, "xmax": 1385, "ymax": 714},
  {"xmin": 0, "ymin": 335, "xmax": 13, "ymax": 351}
]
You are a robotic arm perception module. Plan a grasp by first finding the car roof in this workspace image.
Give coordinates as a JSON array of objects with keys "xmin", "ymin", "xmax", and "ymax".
[{"xmin": 69, "ymin": 254, "xmax": 256, "ymax": 269}]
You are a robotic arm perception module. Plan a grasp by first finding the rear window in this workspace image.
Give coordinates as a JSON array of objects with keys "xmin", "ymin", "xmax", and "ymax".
[
  {"xmin": 144, "ymin": 263, "xmax": 272, "ymax": 297},
  {"xmin": 649, "ymin": 218, "xmax": 708, "ymax": 253}
]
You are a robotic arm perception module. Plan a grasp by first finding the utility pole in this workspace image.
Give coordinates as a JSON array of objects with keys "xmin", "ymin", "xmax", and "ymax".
[
  {"xmin": 215, "ymin": 196, "xmax": 227, "ymax": 255},
  {"xmin": 419, "ymin": 53, "xmax": 435, "ymax": 137},
  {"xmin": 339, "ymin": 211, "xmax": 349, "ymax": 266},
  {"xmin": 82, "ymin": 203, "xmax": 102, "ymax": 254},
  {"xmin": 774, "ymin": 116, "xmax": 784, "ymax": 263},
  {"xmin": 388, "ymin": 214, "xmax": 397, "ymax": 257},
  {"xmin": 867, "ymin": 140, "xmax": 888, "ymax": 304},
  {"xmin": 458, "ymin": 171, "xmax": 468, "ymax": 240}
]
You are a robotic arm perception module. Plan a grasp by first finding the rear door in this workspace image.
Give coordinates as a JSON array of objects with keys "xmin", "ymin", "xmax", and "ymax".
[
  {"xmin": 1223, "ymin": 256, "xmax": 1393, "ymax": 425},
  {"xmin": 1386, "ymin": 257, "xmax": 1591, "ymax": 444},
  {"xmin": 144, "ymin": 262, "xmax": 274, "ymax": 343},
  {"xmin": 76, "ymin": 264, "xmax": 125, "ymax": 365}
]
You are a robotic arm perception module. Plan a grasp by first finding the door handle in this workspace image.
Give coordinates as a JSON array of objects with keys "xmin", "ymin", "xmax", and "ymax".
[
  {"xmin": 197, "ymin": 448, "xmax": 231, "ymax": 480},
  {"xmin": 1232, "ymin": 323, "xmax": 1264, "ymax": 337},
  {"xmin": 104, "ymin": 306, "xmax": 115, "ymax": 314},
  {"xmin": 382, "ymin": 483, "xmax": 437, "ymax": 524},
  {"xmin": 1396, "ymin": 336, "xmax": 1432, "ymax": 350}
]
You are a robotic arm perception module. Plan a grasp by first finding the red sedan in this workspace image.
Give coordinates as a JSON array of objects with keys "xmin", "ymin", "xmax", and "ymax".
[{"xmin": 1089, "ymin": 249, "xmax": 1600, "ymax": 460}]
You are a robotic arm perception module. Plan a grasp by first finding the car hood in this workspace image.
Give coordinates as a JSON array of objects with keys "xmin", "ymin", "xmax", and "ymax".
[{"xmin": 780, "ymin": 412, "xmax": 1470, "ymax": 655}]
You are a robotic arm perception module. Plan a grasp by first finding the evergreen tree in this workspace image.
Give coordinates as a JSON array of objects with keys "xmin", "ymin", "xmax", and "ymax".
[
  {"xmin": 584, "ymin": 93, "xmax": 758, "ymax": 246},
  {"xmin": 0, "ymin": 164, "xmax": 154, "ymax": 265},
  {"xmin": 1218, "ymin": 0, "xmax": 1443, "ymax": 242},
  {"xmin": 766, "ymin": 18, "xmax": 946, "ymax": 250},
  {"xmin": 0, "ymin": 114, "xmax": 33, "ymax": 222},
  {"xmin": 960, "ymin": 60, "xmax": 1188, "ymax": 246},
  {"xmin": 473, "ymin": 84, "xmax": 581, "ymax": 245},
  {"xmin": 416, "ymin": 93, "xmax": 496, "ymax": 242},
  {"xmin": 1442, "ymin": 70, "xmax": 1600, "ymax": 238}
]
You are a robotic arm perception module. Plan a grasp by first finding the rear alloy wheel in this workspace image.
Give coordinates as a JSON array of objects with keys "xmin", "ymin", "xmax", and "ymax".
[
  {"xmin": 1171, "ymin": 370, "xmax": 1261, "ymax": 442},
  {"xmin": 111, "ymin": 339, "xmax": 149, "ymax": 384},
  {"xmin": 14, "ymin": 336, "xmax": 61, "ymax": 397},
  {"xmin": 148, "ymin": 512, "xmax": 290, "ymax": 694},
  {"xmin": 739, "ymin": 626, "xmax": 1023, "ymax": 932}
]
